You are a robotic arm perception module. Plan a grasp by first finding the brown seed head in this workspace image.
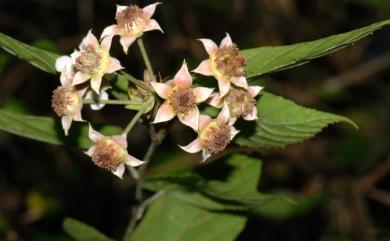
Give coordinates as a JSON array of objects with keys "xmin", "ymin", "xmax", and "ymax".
[
  {"xmin": 168, "ymin": 86, "xmax": 196, "ymax": 115},
  {"xmin": 75, "ymin": 45, "xmax": 101, "ymax": 75},
  {"xmin": 51, "ymin": 86, "xmax": 79, "ymax": 117},
  {"xmin": 214, "ymin": 44, "xmax": 246, "ymax": 78},
  {"xmin": 225, "ymin": 87, "xmax": 255, "ymax": 118},
  {"xmin": 200, "ymin": 121, "xmax": 231, "ymax": 154},
  {"xmin": 91, "ymin": 138, "xmax": 126, "ymax": 171},
  {"xmin": 116, "ymin": 5, "xmax": 147, "ymax": 33}
]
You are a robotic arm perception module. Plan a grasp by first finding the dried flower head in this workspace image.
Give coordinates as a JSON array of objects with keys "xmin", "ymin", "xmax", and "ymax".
[
  {"xmin": 151, "ymin": 61, "xmax": 213, "ymax": 131},
  {"xmin": 101, "ymin": 3, "xmax": 163, "ymax": 54},
  {"xmin": 71, "ymin": 31, "xmax": 123, "ymax": 93},
  {"xmin": 179, "ymin": 104, "xmax": 239, "ymax": 161},
  {"xmin": 85, "ymin": 125, "xmax": 144, "ymax": 178},
  {"xmin": 193, "ymin": 33, "xmax": 248, "ymax": 98},
  {"xmin": 52, "ymin": 56, "xmax": 86, "ymax": 136},
  {"xmin": 209, "ymin": 85, "xmax": 263, "ymax": 122}
]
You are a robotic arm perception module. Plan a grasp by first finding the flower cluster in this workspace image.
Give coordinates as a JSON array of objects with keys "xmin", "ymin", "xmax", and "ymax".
[{"xmin": 51, "ymin": 2, "xmax": 263, "ymax": 178}]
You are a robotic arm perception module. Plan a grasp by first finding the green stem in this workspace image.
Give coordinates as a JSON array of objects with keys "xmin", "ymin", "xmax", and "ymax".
[
  {"xmin": 122, "ymin": 97, "xmax": 152, "ymax": 135},
  {"xmin": 118, "ymin": 71, "xmax": 152, "ymax": 92},
  {"xmin": 82, "ymin": 99, "xmax": 143, "ymax": 105},
  {"xmin": 137, "ymin": 38, "xmax": 155, "ymax": 80}
]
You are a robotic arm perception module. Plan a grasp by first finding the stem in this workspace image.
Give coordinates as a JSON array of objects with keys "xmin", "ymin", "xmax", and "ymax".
[
  {"xmin": 82, "ymin": 99, "xmax": 143, "ymax": 105},
  {"xmin": 137, "ymin": 38, "xmax": 155, "ymax": 80},
  {"xmin": 118, "ymin": 71, "xmax": 151, "ymax": 91},
  {"xmin": 123, "ymin": 105, "xmax": 146, "ymax": 135}
]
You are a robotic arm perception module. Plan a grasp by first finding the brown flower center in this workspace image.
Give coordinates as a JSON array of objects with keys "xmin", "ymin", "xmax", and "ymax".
[
  {"xmin": 91, "ymin": 139, "xmax": 125, "ymax": 171},
  {"xmin": 200, "ymin": 121, "xmax": 231, "ymax": 154},
  {"xmin": 51, "ymin": 86, "xmax": 79, "ymax": 117},
  {"xmin": 224, "ymin": 87, "xmax": 255, "ymax": 118},
  {"xmin": 116, "ymin": 5, "xmax": 147, "ymax": 34},
  {"xmin": 75, "ymin": 45, "xmax": 101, "ymax": 75},
  {"xmin": 168, "ymin": 86, "xmax": 196, "ymax": 115},
  {"xmin": 214, "ymin": 44, "xmax": 246, "ymax": 78}
]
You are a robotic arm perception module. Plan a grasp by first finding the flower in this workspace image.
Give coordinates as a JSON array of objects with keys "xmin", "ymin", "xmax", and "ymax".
[
  {"xmin": 71, "ymin": 31, "xmax": 123, "ymax": 93},
  {"xmin": 101, "ymin": 3, "xmax": 163, "ymax": 54},
  {"xmin": 209, "ymin": 85, "xmax": 263, "ymax": 122},
  {"xmin": 85, "ymin": 125, "xmax": 144, "ymax": 178},
  {"xmin": 151, "ymin": 61, "xmax": 213, "ymax": 131},
  {"xmin": 179, "ymin": 104, "xmax": 239, "ymax": 161},
  {"xmin": 52, "ymin": 56, "xmax": 86, "ymax": 136},
  {"xmin": 193, "ymin": 33, "xmax": 247, "ymax": 98}
]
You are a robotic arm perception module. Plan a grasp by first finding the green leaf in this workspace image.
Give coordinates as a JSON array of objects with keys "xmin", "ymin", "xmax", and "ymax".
[
  {"xmin": 144, "ymin": 154, "xmax": 291, "ymax": 211},
  {"xmin": 0, "ymin": 32, "xmax": 59, "ymax": 74},
  {"xmin": 235, "ymin": 92, "xmax": 357, "ymax": 148},
  {"xmin": 63, "ymin": 218, "xmax": 115, "ymax": 241},
  {"xmin": 242, "ymin": 19, "xmax": 390, "ymax": 78},
  {"xmin": 130, "ymin": 194, "xmax": 246, "ymax": 241},
  {"xmin": 0, "ymin": 109, "xmax": 121, "ymax": 148}
]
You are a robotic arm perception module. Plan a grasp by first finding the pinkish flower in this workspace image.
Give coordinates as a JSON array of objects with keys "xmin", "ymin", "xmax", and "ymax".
[
  {"xmin": 179, "ymin": 104, "xmax": 239, "ymax": 161},
  {"xmin": 193, "ymin": 33, "xmax": 248, "ymax": 98},
  {"xmin": 209, "ymin": 85, "xmax": 263, "ymax": 122},
  {"xmin": 85, "ymin": 125, "xmax": 144, "ymax": 179},
  {"xmin": 71, "ymin": 31, "xmax": 123, "ymax": 94},
  {"xmin": 101, "ymin": 3, "xmax": 163, "ymax": 54},
  {"xmin": 151, "ymin": 61, "xmax": 213, "ymax": 131},
  {"xmin": 52, "ymin": 56, "xmax": 86, "ymax": 136}
]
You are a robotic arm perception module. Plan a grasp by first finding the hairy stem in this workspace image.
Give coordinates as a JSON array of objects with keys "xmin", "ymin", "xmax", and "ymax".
[
  {"xmin": 82, "ymin": 99, "xmax": 143, "ymax": 105},
  {"xmin": 122, "ymin": 98, "xmax": 151, "ymax": 135}
]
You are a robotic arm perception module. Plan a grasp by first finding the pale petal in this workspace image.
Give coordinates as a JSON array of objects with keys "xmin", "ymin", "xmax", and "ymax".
[
  {"xmin": 100, "ymin": 35, "xmax": 113, "ymax": 50},
  {"xmin": 144, "ymin": 19, "xmax": 163, "ymax": 33},
  {"xmin": 230, "ymin": 126, "xmax": 240, "ymax": 140},
  {"xmin": 193, "ymin": 87, "xmax": 214, "ymax": 103},
  {"xmin": 88, "ymin": 124, "xmax": 104, "ymax": 142},
  {"xmin": 177, "ymin": 107, "xmax": 200, "ymax": 131},
  {"xmin": 248, "ymin": 85, "xmax": 263, "ymax": 97},
  {"xmin": 179, "ymin": 138, "xmax": 202, "ymax": 153},
  {"xmin": 112, "ymin": 164, "xmax": 125, "ymax": 179},
  {"xmin": 116, "ymin": 5, "xmax": 127, "ymax": 15},
  {"xmin": 125, "ymin": 155, "xmax": 144, "ymax": 167},
  {"xmin": 120, "ymin": 35, "xmax": 137, "ymax": 54},
  {"xmin": 101, "ymin": 25, "xmax": 118, "ymax": 39},
  {"xmin": 61, "ymin": 116, "xmax": 72, "ymax": 136},
  {"xmin": 220, "ymin": 33, "xmax": 233, "ymax": 48},
  {"xmin": 202, "ymin": 149, "xmax": 212, "ymax": 162},
  {"xmin": 198, "ymin": 39, "xmax": 218, "ymax": 55},
  {"xmin": 150, "ymin": 82, "xmax": 171, "ymax": 99},
  {"xmin": 217, "ymin": 102, "xmax": 230, "ymax": 123},
  {"xmin": 143, "ymin": 2, "xmax": 160, "ymax": 18},
  {"xmin": 73, "ymin": 71, "xmax": 90, "ymax": 85},
  {"xmin": 106, "ymin": 57, "xmax": 123, "ymax": 73},
  {"xmin": 217, "ymin": 78, "xmax": 231, "ymax": 98},
  {"xmin": 231, "ymin": 76, "xmax": 248, "ymax": 89},
  {"xmin": 193, "ymin": 59, "xmax": 213, "ymax": 76},
  {"xmin": 85, "ymin": 87, "xmax": 109, "ymax": 110},
  {"xmin": 80, "ymin": 30, "xmax": 99, "ymax": 49},
  {"xmin": 55, "ymin": 55, "xmax": 72, "ymax": 73},
  {"xmin": 73, "ymin": 108, "xmax": 84, "ymax": 121},
  {"xmin": 85, "ymin": 145, "xmax": 96, "ymax": 157},
  {"xmin": 70, "ymin": 51, "xmax": 80, "ymax": 62},
  {"xmin": 91, "ymin": 76, "xmax": 103, "ymax": 94},
  {"xmin": 208, "ymin": 93, "xmax": 222, "ymax": 108},
  {"xmin": 111, "ymin": 134, "xmax": 128, "ymax": 149},
  {"xmin": 243, "ymin": 107, "xmax": 258, "ymax": 121},
  {"xmin": 199, "ymin": 114, "xmax": 212, "ymax": 131},
  {"xmin": 173, "ymin": 61, "xmax": 192, "ymax": 86},
  {"xmin": 153, "ymin": 101, "xmax": 176, "ymax": 123}
]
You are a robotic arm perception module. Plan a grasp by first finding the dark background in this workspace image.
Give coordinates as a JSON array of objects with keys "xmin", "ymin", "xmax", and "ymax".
[{"xmin": 0, "ymin": 0, "xmax": 389, "ymax": 240}]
